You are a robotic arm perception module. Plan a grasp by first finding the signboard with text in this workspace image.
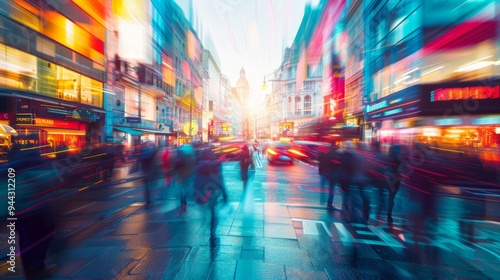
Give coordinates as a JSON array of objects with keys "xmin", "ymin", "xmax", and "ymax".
[
  {"xmin": 279, "ymin": 122, "xmax": 294, "ymax": 131},
  {"xmin": 16, "ymin": 113, "xmax": 33, "ymax": 124}
]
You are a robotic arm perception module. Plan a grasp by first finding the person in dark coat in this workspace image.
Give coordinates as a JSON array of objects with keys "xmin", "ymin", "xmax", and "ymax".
[
  {"xmin": 239, "ymin": 144, "xmax": 253, "ymax": 192},
  {"xmin": 321, "ymin": 144, "xmax": 341, "ymax": 210},
  {"xmin": 2, "ymin": 146, "xmax": 58, "ymax": 278},
  {"xmin": 339, "ymin": 141, "xmax": 369, "ymax": 216},
  {"xmin": 193, "ymin": 149, "xmax": 228, "ymax": 246},
  {"xmin": 139, "ymin": 143, "xmax": 158, "ymax": 204},
  {"xmin": 385, "ymin": 144, "xmax": 402, "ymax": 224},
  {"xmin": 175, "ymin": 144, "xmax": 197, "ymax": 210}
]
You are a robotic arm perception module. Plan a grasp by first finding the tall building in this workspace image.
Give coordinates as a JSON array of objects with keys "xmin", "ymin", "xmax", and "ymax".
[
  {"xmin": 363, "ymin": 0, "xmax": 500, "ymax": 150},
  {"xmin": 202, "ymin": 49, "xmax": 224, "ymax": 142},
  {"xmin": 0, "ymin": 0, "xmax": 106, "ymax": 156},
  {"xmin": 272, "ymin": 2, "xmax": 326, "ymax": 140},
  {"xmin": 344, "ymin": 0, "xmax": 364, "ymax": 129},
  {"xmin": 108, "ymin": 0, "xmax": 173, "ymax": 148},
  {"xmin": 168, "ymin": 3, "xmax": 203, "ymax": 145},
  {"xmin": 235, "ymin": 68, "xmax": 250, "ymax": 139}
]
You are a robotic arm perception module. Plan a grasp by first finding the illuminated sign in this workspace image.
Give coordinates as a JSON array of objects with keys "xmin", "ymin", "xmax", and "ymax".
[
  {"xmin": 431, "ymin": 86, "xmax": 500, "ymax": 102},
  {"xmin": 279, "ymin": 122, "xmax": 294, "ymax": 131},
  {"xmin": 16, "ymin": 114, "xmax": 33, "ymax": 124},
  {"xmin": 366, "ymin": 100, "xmax": 388, "ymax": 113},
  {"xmin": 221, "ymin": 123, "xmax": 232, "ymax": 133},
  {"xmin": 434, "ymin": 118, "xmax": 462, "ymax": 126},
  {"xmin": 35, "ymin": 118, "xmax": 55, "ymax": 125},
  {"xmin": 33, "ymin": 118, "xmax": 81, "ymax": 129},
  {"xmin": 383, "ymin": 108, "xmax": 403, "ymax": 116},
  {"xmin": 471, "ymin": 116, "xmax": 500, "ymax": 125},
  {"xmin": 183, "ymin": 120, "xmax": 198, "ymax": 136}
]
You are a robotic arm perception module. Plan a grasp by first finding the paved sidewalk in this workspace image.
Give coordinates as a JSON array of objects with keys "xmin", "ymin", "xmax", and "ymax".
[{"xmin": 2, "ymin": 195, "xmax": 499, "ymax": 279}]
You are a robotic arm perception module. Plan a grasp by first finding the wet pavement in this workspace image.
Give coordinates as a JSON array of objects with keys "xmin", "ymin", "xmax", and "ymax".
[{"xmin": 1, "ymin": 160, "xmax": 499, "ymax": 279}]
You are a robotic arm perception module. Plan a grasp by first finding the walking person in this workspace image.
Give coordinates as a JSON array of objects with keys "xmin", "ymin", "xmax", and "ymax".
[
  {"xmin": 385, "ymin": 144, "xmax": 402, "ymax": 224},
  {"xmin": 2, "ymin": 146, "xmax": 58, "ymax": 278},
  {"xmin": 239, "ymin": 144, "xmax": 253, "ymax": 192},
  {"xmin": 321, "ymin": 144, "xmax": 341, "ymax": 210},
  {"xmin": 174, "ymin": 144, "xmax": 197, "ymax": 211},
  {"xmin": 193, "ymin": 149, "xmax": 228, "ymax": 246},
  {"xmin": 339, "ymin": 141, "xmax": 369, "ymax": 216},
  {"xmin": 162, "ymin": 146, "xmax": 176, "ymax": 189},
  {"xmin": 139, "ymin": 142, "xmax": 158, "ymax": 204}
]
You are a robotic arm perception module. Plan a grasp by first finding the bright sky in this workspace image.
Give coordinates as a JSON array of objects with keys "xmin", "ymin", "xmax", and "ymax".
[{"xmin": 174, "ymin": 0, "xmax": 318, "ymax": 103}]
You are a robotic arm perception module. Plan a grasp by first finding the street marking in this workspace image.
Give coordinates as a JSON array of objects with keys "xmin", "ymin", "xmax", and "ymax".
[
  {"xmin": 292, "ymin": 218, "xmax": 332, "ymax": 236},
  {"xmin": 368, "ymin": 225, "xmax": 405, "ymax": 248},
  {"xmin": 253, "ymin": 155, "xmax": 263, "ymax": 168},
  {"xmin": 332, "ymin": 223, "xmax": 405, "ymax": 247},
  {"xmin": 334, "ymin": 222, "xmax": 355, "ymax": 242}
]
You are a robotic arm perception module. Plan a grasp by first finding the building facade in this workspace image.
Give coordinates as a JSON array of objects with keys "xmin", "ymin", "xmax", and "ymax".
[
  {"xmin": 362, "ymin": 0, "xmax": 500, "ymax": 153},
  {"xmin": 0, "ymin": 0, "xmax": 106, "ymax": 158}
]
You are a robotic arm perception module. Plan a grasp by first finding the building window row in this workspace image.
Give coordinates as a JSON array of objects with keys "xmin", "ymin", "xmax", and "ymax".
[{"xmin": 0, "ymin": 43, "xmax": 103, "ymax": 107}]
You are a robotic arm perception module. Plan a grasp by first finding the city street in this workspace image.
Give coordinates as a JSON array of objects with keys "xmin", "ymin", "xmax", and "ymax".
[{"xmin": 1, "ymin": 155, "xmax": 499, "ymax": 279}]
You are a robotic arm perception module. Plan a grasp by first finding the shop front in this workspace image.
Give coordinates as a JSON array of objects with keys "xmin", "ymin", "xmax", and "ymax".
[
  {"xmin": 8, "ymin": 97, "xmax": 104, "ymax": 157},
  {"xmin": 14, "ymin": 113, "xmax": 87, "ymax": 156},
  {"xmin": 365, "ymin": 85, "xmax": 421, "ymax": 145},
  {"xmin": 0, "ymin": 113, "xmax": 15, "ymax": 161},
  {"xmin": 366, "ymin": 82, "xmax": 500, "ymax": 161}
]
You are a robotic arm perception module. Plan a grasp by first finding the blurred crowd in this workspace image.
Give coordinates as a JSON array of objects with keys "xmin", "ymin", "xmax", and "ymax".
[
  {"xmin": 315, "ymin": 139, "xmax": 495, "ymax": 233},
  {"xmin": 1, "ymin": 138, "xmax": 497, "ymax": 278}
]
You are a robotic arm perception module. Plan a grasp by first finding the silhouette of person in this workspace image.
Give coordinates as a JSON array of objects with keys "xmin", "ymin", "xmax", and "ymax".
[
  {"xmin": 386, "ymin": 145, "xmax": 402, "ymax": 224},
  {"xmin": 174, "ymin": 144, "xmax": 197, "ymax": 210},
  {"xmin": 193, "ymin": 149, "xmax": 228, "ymax": 246},
  {"xmin": 3, "ymin": 146, "xmax": 58, "ymax": 278},
  {"xmin": 239, "ymin": 144, "xmax": 253, "ymax": 192}
]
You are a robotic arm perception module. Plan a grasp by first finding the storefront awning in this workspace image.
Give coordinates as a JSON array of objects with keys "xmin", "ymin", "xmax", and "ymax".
[
  {"xmin": 114, "ymin": 127, "xmax": 143, "ymax": 136},
  {"xmin": 134, "ymin": 128, "xmax": 171, "ymax": 135}
]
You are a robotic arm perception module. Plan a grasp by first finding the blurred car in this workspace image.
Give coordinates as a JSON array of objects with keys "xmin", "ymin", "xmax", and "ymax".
[
  {"xmin": 212, "ymin": 138, "xmax": 247, "ymax": 161},
  {"xmin": 293, "ymin": 141, "xmax": 331, "ymax": 163},
  {"xmin": 266, "ymin": 141, "xmax": 307, "ymax": 165}
]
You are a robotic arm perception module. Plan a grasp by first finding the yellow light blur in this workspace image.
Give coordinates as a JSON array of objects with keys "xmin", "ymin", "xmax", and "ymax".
[
  {"xmin": 422, "ymin": 127, "xmax": 440, "ymax": 137},
  {"xmin": 288, "ymin": 149, "xmax": 307, "ymax": 157},
  {"xmin": 267, "ymin": 149, "xmax": 278, "ymax": 155},
  {"xmin": 66, "ymin": 19, "xmax": 75, "ymax": 48}
]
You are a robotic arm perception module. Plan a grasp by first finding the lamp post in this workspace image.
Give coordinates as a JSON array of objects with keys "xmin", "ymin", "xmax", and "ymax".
[{"xmin": 262, "ymin": 73, "xmax": 286, "ymax": 139}]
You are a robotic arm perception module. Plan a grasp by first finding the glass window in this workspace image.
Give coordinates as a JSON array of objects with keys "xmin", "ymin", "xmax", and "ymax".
[
  {"xmin": 0, "ymin": 44, "xmax": 37, "ymax": 92},
  {"xmin": 125, "ymin": 86, "xmax": 139, "ymax": 117},
  {"xmin": 141, "ymin": 94, "xmax": 155, "ymax": 121},
  {"xmin": 287, "ymin": 97, "xmax": 292, "ymax": 113},
  {"xmin": 56, "ymin": 66, "xmax": 79, "ymax": 101},
  {"xmin": 304, "ymin": 95, "xmax": 311, "ymax": 115},
  {"xmin": 295, "ymin": 96, "xmax": 301, "ymax": 115}
]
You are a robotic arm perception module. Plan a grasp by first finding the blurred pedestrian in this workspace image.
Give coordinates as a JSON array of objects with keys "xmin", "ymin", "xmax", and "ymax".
[
  {"xmin": 385, "ymin": 144, "xmax": 402, "ymax": 224},
  {"xmin": 2, "ymin": 146, "xmax": 58, "ymax": 278},
  {"xmin": 193, "ymin": 149, "xmax": 228, "ymax": 246},
  {"xmin": 320, "ymin": 144, "xmax": 341, "ymax": 210},
  {"xmin": 339, "ymin": 141, "xmax": 369, "ymax": 217},
  {"xmin": 239, "ymin": 144, "xmax": 253, "ymax": 192},
  {"xmin": 174, "ymin": 144, "xmax": 197, "ymax": 211},
  {"xmin": 139, "ymin": 143, "xmax": 158, "ymax": 204},
  {"xmin": 162, "ymin": 146, "xmax": 175, "ymax": 190}
]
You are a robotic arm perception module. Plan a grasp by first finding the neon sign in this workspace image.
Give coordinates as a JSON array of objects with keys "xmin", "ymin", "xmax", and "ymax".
[
  {"xmin": 366, "ymin": 100, "xmax": 388, "ymax": 113},
  {"xmin": 431, "ymin": 86, "xmax": 500, "ymax": 102}
]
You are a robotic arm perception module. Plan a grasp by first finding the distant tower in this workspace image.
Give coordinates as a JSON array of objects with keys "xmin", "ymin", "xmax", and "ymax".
[{"xmin": 235, "ymin": 67, "xmax": 250, "ymax": 139}]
